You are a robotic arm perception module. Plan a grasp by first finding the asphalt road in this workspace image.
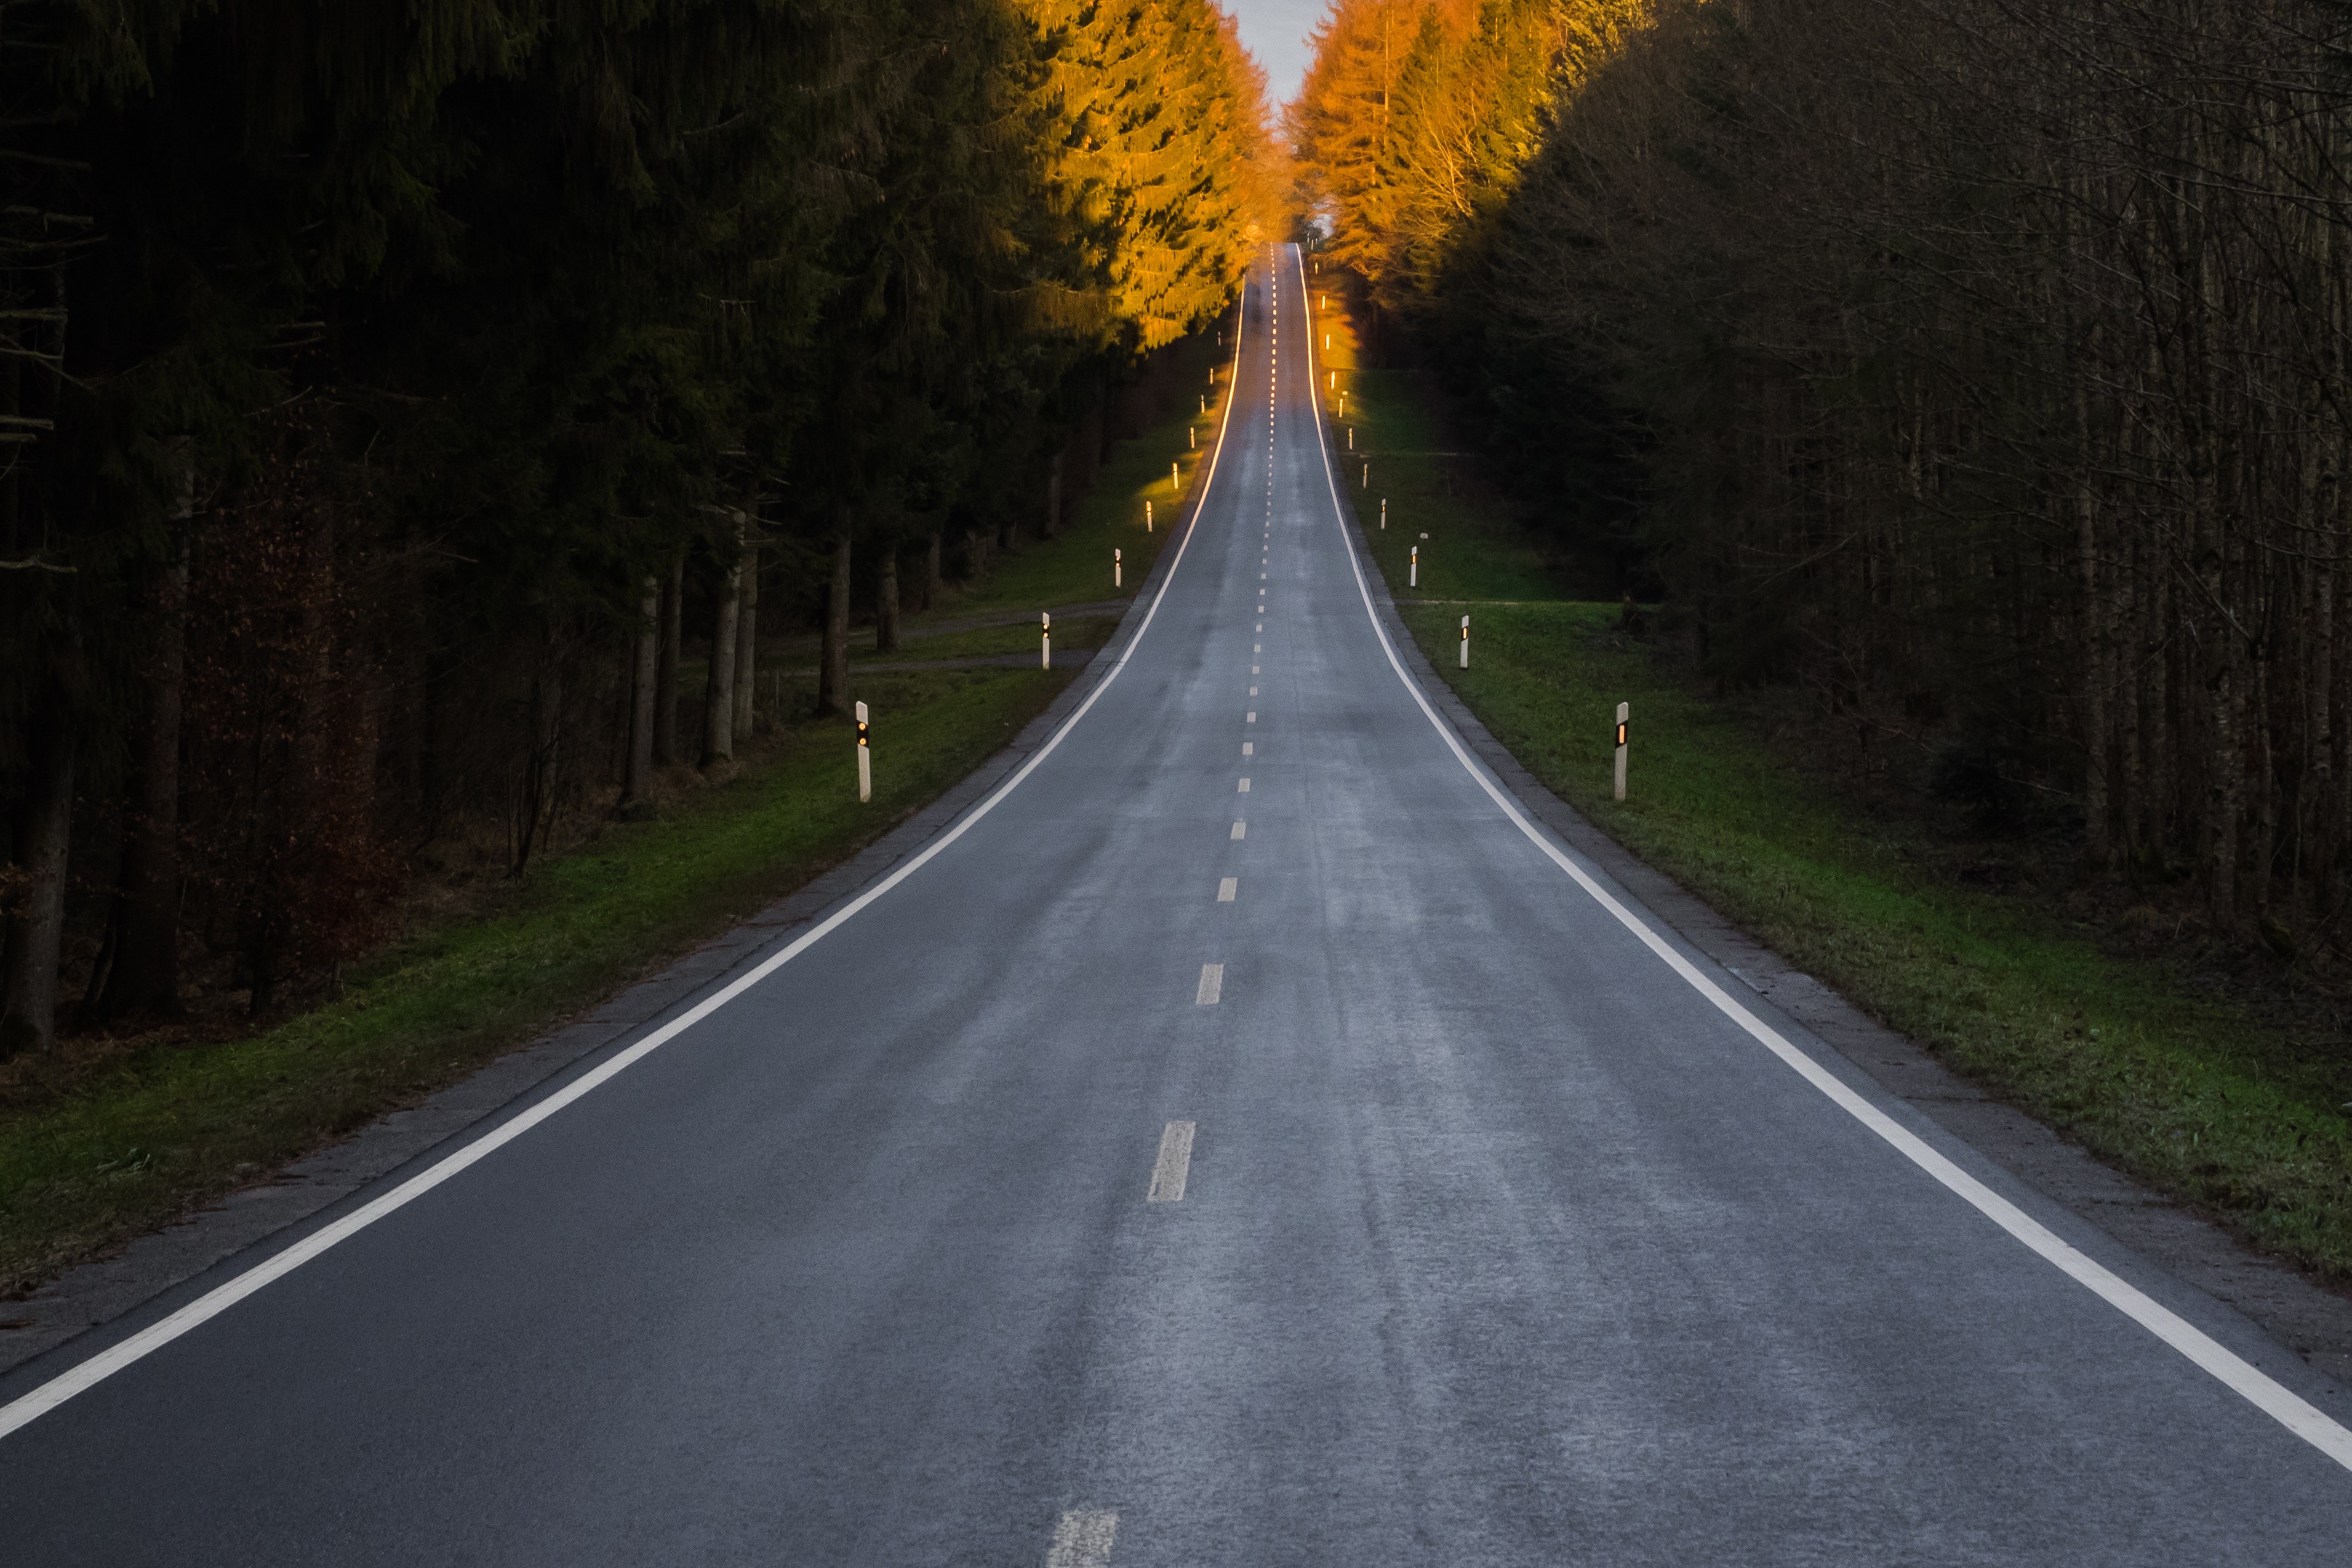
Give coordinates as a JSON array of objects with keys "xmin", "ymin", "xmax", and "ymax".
[{"xmin": 5, "ymin": 246, "xmax": 2352, "ymax": 1564}]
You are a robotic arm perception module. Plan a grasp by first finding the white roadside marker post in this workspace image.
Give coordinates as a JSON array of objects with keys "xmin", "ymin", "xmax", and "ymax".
[
  {"xmin": 1113, "ymin": 548, "xmax": 1122, "ymax": 588},
  {"xmin": 1361, "ymin": 462, "xmax": 1368, "ymax": 489},
  {"xmin": 1200, "ymin": 394, "xmax": 1206, "ymax": 415},
  {"xmin": 1615, "ymin": 702, "xmax": 1629, "ymax": 800},
  {"xmin": 1146, "ymin": 501, "xmax": 1153, "ymax": 533},
  {"xmin": 1410, "ymin": 546, "xmax": 1418, "ymax": 588},
  {"xmin": 1041, "ymin": 612, "xmax": 1052, "ymax": 669},
  {"xmin": 1172, "ymin": 461, "xmax": 1180, "ymax": 490},
  {"xmin": 1380, "ymin": 497, "xmax": 1387, "ymax": 530},
  {"xmin": 856, "ymin": 701, "xmax": 871, "ymax": 803},
  {"xmin": 1460, "ymin": 615, "xmax": 1470, "ymax": 668},
  {"xmin": 1348, "ymin": 428, "xmax": 1354, "ymax": 451},
  {"xmin": 1189, "ymin": 427, "xmax": 1196, "ymax": 449},
  {"xmin": 1328, "ymin": 370, "xmax": 1335, "ymax": 391}
]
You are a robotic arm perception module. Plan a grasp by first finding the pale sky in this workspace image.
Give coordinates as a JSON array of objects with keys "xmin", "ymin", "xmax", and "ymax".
[{"xmin": 1225, "ymin": 0, "xmax": 1329, "ymax": 109}]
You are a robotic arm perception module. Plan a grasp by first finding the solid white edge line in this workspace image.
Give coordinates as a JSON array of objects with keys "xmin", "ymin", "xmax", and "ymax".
[
  {"xmin": 1290, "ymin": 242, "xmax": 2352, "ymax": 1473},
  {"xmin": 0, "ymin": 264, "xmax": 1269, "ymax": 1450}
]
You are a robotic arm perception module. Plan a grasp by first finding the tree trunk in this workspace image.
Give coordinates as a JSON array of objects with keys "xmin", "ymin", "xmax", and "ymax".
[
  {"xmin": 254, "ymin": 510, "xmax": 336, "ymax": 1013},
  {"xmin": 0, "ymin": 266, "xmax": 72, "ymax": 1055},
  {"xmin": 510, "ymin": 643, "xmax": 563, "ymax": 880},
  {"xmin": 2322, "ymin": 557, "xmax": 2344, "ymax": 909},
  {"xmin": 703, "ymin": 531, "xmax": 741, "ymax": 767},
  {"xmin": 1, "ymin": 704, "xmax": 77, "ymax": 1059},
  {"xmin": 877, "ymin": 550, "xmax": 901, "ymax": 654},
  {"xmin": 1076, "ymin": 404, "xmax": 1104, "ymax": 494},
  {"xmin": 2077, "ymin": 461, "xmax": 2110, "ymax": 867},
  {"xmin": 2116, "ymin": 524, "xmax": 2143, "ymax": 860},
  {"xmin": 95, "ymin": 517, "xmax": 192, "ymax": 1023},
  {"xmin": 654, "ymin": 548, "xmax": 684, "ymax": 766},
  {"xmin": 732, "ymin": 529, "xmax": 758, "ymax": 741},
  {"xmin": 2253, "ymin": 641, "xmax": 2278, "ymax": 914},
  {"xmin": 394, "ymin": 552, "xmax": 429, "ymax": 840},
  {"xmin": 621, "ymin": 573, "xmax": 659, "ymax": 815},
  {"xmin": 922, "ymin": 532, "xmax": 942, "ymax": 611},
  {"xmin": 0, "ymin": 335, "xmax": 17, "ymax": 544},
  {"xmin": 819, "ymin": 522, "xmax": 852, "ymax": 718}
]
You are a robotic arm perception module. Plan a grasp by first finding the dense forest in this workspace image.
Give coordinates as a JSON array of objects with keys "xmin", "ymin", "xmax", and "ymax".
[
  {"xmin": 0, "ymin": 0, "xmax": 1283, "ymax": 1057},
  {"xmin": 1293, "ymin": 0, "xmax": 2352, "ymax": 945}
]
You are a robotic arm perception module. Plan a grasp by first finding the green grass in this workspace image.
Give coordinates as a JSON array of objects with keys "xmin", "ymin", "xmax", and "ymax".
[
  {"xmin": 949, "ymin": 340, "xmax": 1229, "ymax": 616},
  {"xmin": 1347, "ymin": 371, "xmax": 1562, "ymax": 604},
  {"xmin": 1334, "ymin": 352, "xmax": 2352, "ymax": 1280}
]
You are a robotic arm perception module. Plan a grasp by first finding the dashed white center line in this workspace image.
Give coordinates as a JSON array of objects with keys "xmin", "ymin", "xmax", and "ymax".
[
  {"xmin": 1246, "ymin": 712, "xmax": 1256, "ymax": 723},
  {"xmin": 1148, "ymin": 1121, "xmax": 1196, "ymax": 1202},
  {"xmin": 1249, "ymin": 687, "xmax": 1258, "ymax": 695},
  {"xmin": 1217, "ymin": 877, "xmax": 1238, "ymax": 902},
  {"xmin": 1047, "ymin": 1508, "xmax": 1120, "ymax": 1567},
  {"xmin": 1238, "ymin": 777, "xmax": 1250, "ymax": 792},
  {"xmin": 1252, "ymin": 665, "xmax": 1260, "ymax": 673},
  {"xmin": 1194, "ymin": 965, "xmax": 1223, "ymax": 1005},
  {"xmin": 1231, "ymin": 821, "xmax": 1246, "ymax": 839},
  {"xmin": 1241, "ymin": 741, "xmax": 1253, "ymax": 756}
]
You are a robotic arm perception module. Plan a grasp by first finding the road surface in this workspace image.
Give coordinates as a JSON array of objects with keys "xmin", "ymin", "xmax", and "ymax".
[{"xmin": 4, "ymin": 244, "xmax": 2351, "ymax": 1565}]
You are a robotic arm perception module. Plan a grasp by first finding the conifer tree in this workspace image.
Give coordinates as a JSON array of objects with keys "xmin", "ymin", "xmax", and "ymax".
[{"xmin": 0, "ymin": 0, "xmax": 1281, "ymax": 1050}]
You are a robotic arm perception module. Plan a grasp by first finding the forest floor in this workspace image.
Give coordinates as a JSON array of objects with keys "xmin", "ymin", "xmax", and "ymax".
[
  {"xmin": 0, "ymin": 338, "xmax": 1231, "ymax": 1300},
  {"xmin": 1326, "ymin": 315, "xmax": 2352, "ymax": 1288}
]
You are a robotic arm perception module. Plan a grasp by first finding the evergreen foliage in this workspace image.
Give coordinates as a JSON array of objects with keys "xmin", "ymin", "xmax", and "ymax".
[
  {"xmin": 0, "ymin": 0, "xmax": 1282, "ymax": 1055},
  {"xmin": 1295, "ymin": 0, "xmax": 2352, "ymax": 935}
]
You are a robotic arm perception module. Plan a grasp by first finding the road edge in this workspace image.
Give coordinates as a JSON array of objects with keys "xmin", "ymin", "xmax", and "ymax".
[
  {"xmin": 0, "ymin": 390, "xmax": 1228, "ymax": 1388},
  {"xmin": 1328, "ymin": 438, "xmax": 2352, "ymax": 1390}
]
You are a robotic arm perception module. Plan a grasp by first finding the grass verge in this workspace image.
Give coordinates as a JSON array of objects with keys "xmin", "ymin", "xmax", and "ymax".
[
  {"xmin": 0, "ymin": 336, "xmax": 1238, "ymax": 1298},
  {"xmin": 944, "ymin": 341, "xmax": 1227, "ymax": 619},
  {"xmin": 0, "ymin": 668, "xmax": 1073, "ymax": 1296},
  {"xmin": 1331, "ymin": 345, "xmax": 2352, "ymax": 1282},
  {"xmin": 765, "ymin": 331, "xmax": 1231, "ymax": 684}
]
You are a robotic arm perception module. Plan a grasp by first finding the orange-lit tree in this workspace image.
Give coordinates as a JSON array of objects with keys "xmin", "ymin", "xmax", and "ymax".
[{"xmin": 1026, "ymin": 0, "xmax": 1284, "ymax": 350}]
